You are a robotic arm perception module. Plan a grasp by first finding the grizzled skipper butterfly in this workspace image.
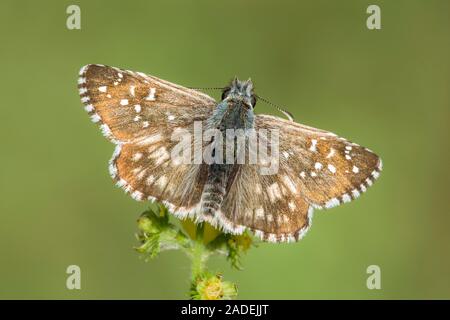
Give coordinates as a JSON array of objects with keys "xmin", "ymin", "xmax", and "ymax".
[{"xmin": 78, "ymin": 64, "xmax": 382, "ymax": 242}]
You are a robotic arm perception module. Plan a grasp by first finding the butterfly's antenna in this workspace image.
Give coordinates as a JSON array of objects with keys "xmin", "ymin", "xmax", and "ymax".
[
  {"xmin": 188, "ymin": 87, "xmax": 225, "ymax": 91},
  {"xmin": 255, "ymin": 94, "xmax": 295, "ymax": 122}
]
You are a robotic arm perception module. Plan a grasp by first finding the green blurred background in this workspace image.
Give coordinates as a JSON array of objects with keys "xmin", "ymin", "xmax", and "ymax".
[{"xmin": 0, "ymin": 0, "xmax": 449, "ymax": 299}]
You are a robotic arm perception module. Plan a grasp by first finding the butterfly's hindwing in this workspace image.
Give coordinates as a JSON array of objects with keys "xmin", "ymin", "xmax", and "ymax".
[
  {"xmin": 111, "ymin": 141, "xmax": 210, "ymax": 218},
  {"xmin": 215, "ymin": 164, "xmax": 313, "ymax": 242}
]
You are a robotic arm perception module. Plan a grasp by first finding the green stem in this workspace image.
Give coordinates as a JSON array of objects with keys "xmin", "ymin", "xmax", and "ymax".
[
  {"xmin": 136, "ymin": 207, "xmax": 242, "ymax": 299},
  {"xmin": 190, "ymin": 223, "xmax": 208, "ymax": 281}
]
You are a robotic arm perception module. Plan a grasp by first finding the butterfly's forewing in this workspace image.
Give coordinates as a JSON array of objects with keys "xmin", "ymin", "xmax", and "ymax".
[
  {"xmin": 78, "ymin": 64, "xmax": 215, "ymax": 215},
  {"xmin": 216, "ymin": 114, "xmax": 382, "ymax": 242},
  {"xmin": 78, "ymin": 64, "xmax": 216, "ymax": 142},
  {"xmin": 256, "ymin": 115, "xmax": 382, "ymax": 209}
]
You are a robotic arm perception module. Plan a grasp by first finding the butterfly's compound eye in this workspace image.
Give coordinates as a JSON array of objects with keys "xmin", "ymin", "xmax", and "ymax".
[
  {"xmin": 221, "ymin": 88, "xmax": 231, "ymax": 101},
  {"xmin": 251, "ymin": 95, "xmax": 257, "ymax": 108}
]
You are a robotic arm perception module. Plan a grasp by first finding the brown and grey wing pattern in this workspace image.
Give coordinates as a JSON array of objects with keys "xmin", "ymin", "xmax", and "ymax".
[
  {"xmin": 215, "ymin": 114, "xmax": 382, "ymax": 242},
  {"xmin": 78, "ymin": 65, "xmax": 382, "ymax": 242},
  {"xmin": 78, "ymin": 64, "xmax": 215, "ymax": 142},
  {"xmin": 214, "ymin": 163, "xmax": 313, "ymax": 242},
  {"xmin": 78, "ymin": 64, "xmax": 215, "ymax": 217},
  {"xmin": 255, "ymin": 115, "xmax": 382, "ymax": 209}
]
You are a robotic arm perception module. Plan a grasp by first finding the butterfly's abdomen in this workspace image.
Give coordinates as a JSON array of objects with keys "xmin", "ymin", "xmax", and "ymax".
[{"xmin": 201, "ymin": 164, "xmax": 231, "ymax": 216}]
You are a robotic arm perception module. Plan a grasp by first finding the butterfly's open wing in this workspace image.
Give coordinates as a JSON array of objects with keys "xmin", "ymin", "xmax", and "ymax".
[
  {"xmin": 210, "ymin": 163, "xmax": 314, "ymax": 242},
  {"xmin": 78, "ymin": 64, "xmax": 215, "ymax": 142},
  {"xmin": 255, "ymin": 115, "xmax": 382, "ymax": 208},
  {"xmin": 215, "ymin": 114, "xmax": 382, "ymax": 242},
  {"xmin": 78, "ymin": 64, "xmax": 215, "ymax": 216}
]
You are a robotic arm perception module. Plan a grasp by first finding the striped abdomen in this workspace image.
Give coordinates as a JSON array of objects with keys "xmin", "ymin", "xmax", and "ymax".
[{"xmin": 201, "ymin": 164, "xmax": 232, "ymax": 216}]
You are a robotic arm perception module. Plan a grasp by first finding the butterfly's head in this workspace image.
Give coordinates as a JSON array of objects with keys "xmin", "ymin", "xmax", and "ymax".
[{"xmin": 221, "ymin": 77, "xmax": 256, "ymax": 109}]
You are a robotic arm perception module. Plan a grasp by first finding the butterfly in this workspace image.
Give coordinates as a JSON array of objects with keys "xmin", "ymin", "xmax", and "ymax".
[{"xmin": 78, "ymin": 64, "xmax": 382, "ymax": 243}]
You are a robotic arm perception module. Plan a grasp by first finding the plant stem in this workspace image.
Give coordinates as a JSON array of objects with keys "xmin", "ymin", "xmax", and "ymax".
[
  {"xmin": 136, "ymin": 207, "xmax": 242, "ymax": 299},
  {"xmin": 190, "ymin": 223, "xmax": 208, "ymax": 281}
]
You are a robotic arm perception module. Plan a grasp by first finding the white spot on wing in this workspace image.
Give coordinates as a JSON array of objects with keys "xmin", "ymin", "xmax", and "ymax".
[
  {"xmin": 108, "ymin": 144, "xmax": 121, "ymax": 179},
  {"xmin": 98, "ymin": 86, "xmax": 107, "ymax": 92},
  {"xmin": 314, "ymin": 162, "xmax": 323, "ymax": 170},
  {"xmin": 145, "ymin": 88, "xmax": 156, "ymax": 101},
  {"xmin": 91, "ymin": 113, "xmax": 101, "ymax": 123},
  {"xmin": 116, "ymin": 178, "xmax": 127, "ymax": 188},
  {"xmin": 133, "ymin": 153, "xmax": 143, "ymax": 161},
  {"xmin": 326, "ymin": 148, "xmax": 335, "ymax": 159},
  {"xmin": 146, "ymin": 175, "xmax": 155, "ymax": 185},
  {"xmin": 100, "ymin": 124, "xmax": 112, "ymax": 137},
  {"xmin": 255, "ymin": 207, "xmax": 264, "ymax": 219},
  {"xmin": 352, "ymin": 166, "xmax": 359, "ymax": 173},
  {"xmin": 342, "ymin": 193, "xmax": 351, "ymax": 203},
  {"xmin": 131, "ymin": 191, "xmax": 143, "ymax": 201},
  {"xmin": 309, "ymin": 139, "xmax": 318, "ymax": 152},
  {"xmin": 327, "ymin": 164, "xmax": 336, "ymax": 174},
  {"xmin": 267, "ymin": 183, "xmax": 282, "ymax": 203},
  {"xmin": 288, "ymin": 201, "xmax": 296, "ymax": 211},
  {"xmin": 325, "ymin": 198, "xmax": 340, "ymax": 208},
  {"xmin": 378, "ymin": 159, "xmax": 383, "ymax": 170},
  {"xmin": 156, "ymin": 175, "xmax": 168, "ymax": 189},
  {"xmin": 352, "ymin": 189, "xmax": 360, "ymax": 198},
  {"xmin": 152, "ymin": 147, "xmax": 170, "ymax": 165},
  {"xmin": 120, "ymin": 99, "xmax": 129, "ymax": 106},
  {"xmin": 79, "ymin": 65, "xmax": 88, "ymax": 75}
]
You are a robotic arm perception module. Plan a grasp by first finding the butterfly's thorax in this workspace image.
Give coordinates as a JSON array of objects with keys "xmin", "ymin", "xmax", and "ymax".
[
  {"xmin": 208, "ymin": 99, "xmax": 254, "ymax": 131},
  {"xmin": 201, "ymin": 94, "xmax": 255, "ymax": 217}
]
